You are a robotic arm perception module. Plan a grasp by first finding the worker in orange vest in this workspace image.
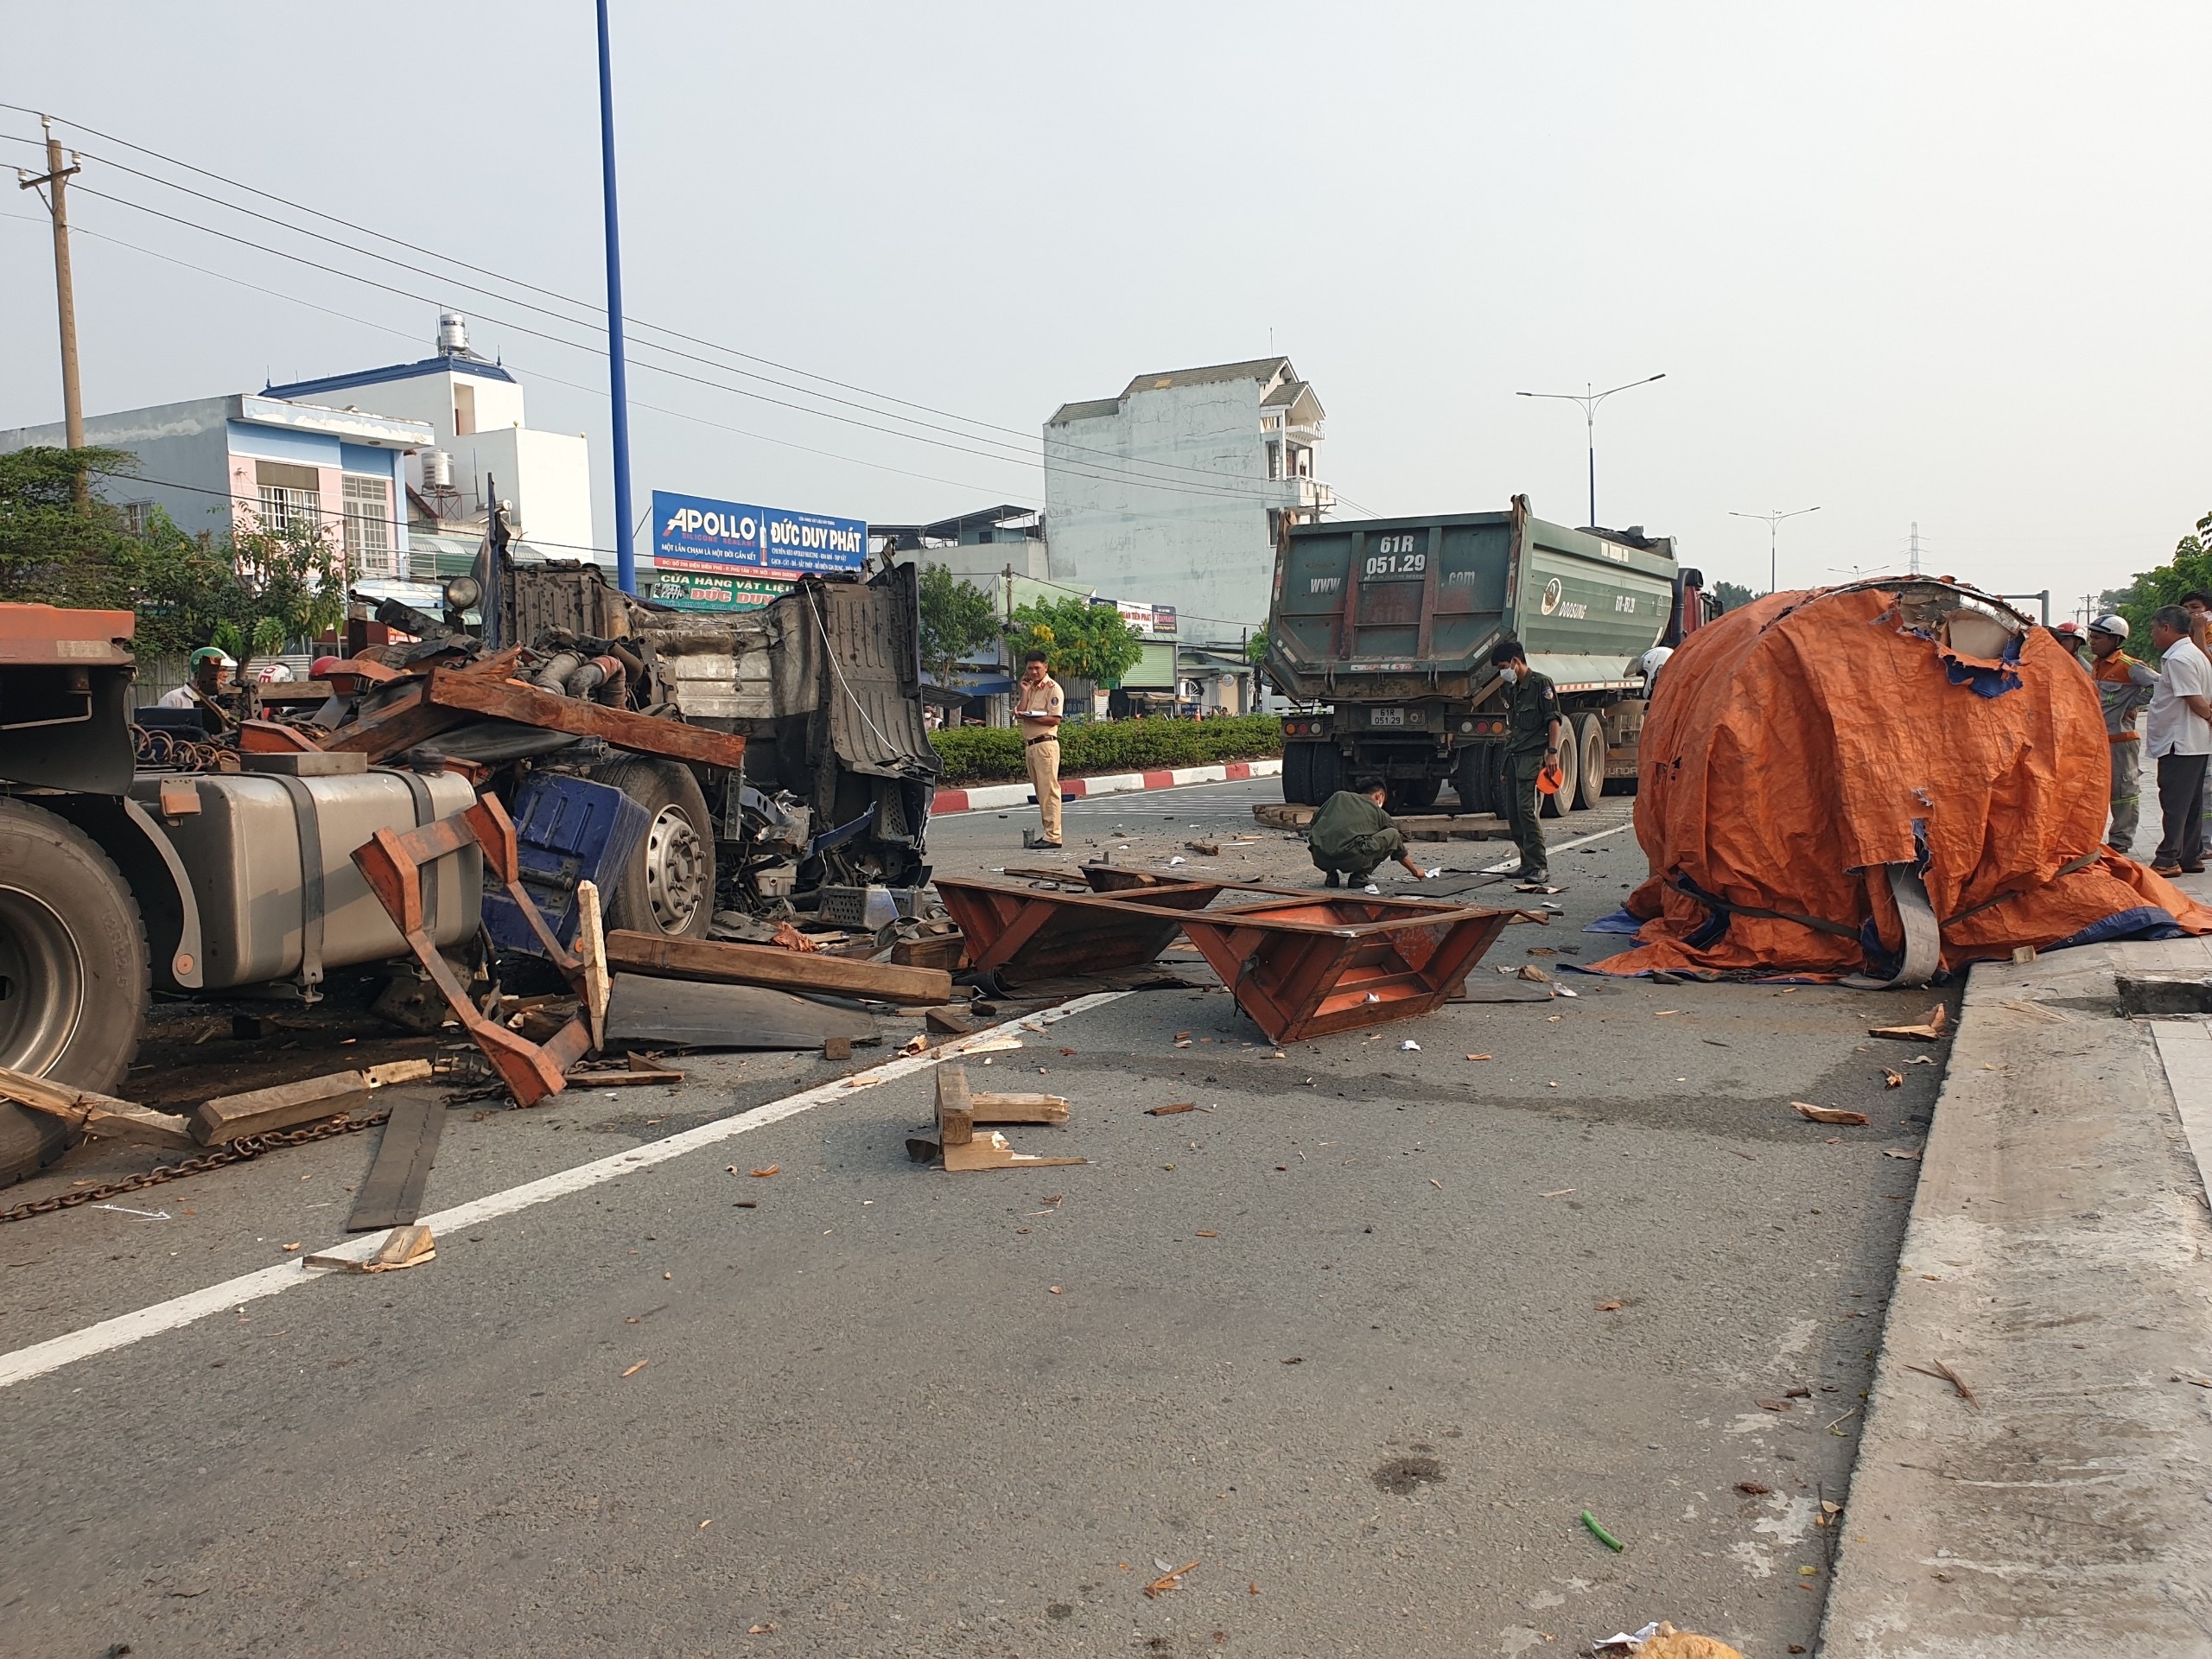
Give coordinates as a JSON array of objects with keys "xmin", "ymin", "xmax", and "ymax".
[{"xmin": 2088, "ymin": 613, "xmax": 2158, "ymax": 853}]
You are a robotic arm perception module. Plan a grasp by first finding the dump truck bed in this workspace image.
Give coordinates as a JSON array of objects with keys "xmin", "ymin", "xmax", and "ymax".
[{"xmin": 1266, "ymin": 498, "xmax": 1678, "ymax": 702}]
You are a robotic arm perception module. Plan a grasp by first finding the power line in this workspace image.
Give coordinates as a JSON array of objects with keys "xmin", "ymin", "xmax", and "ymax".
[
  {"xmin": 0, "ymin": 211, "xmax": 1054, "ymax": 505},
  {"xmin": 3, "ymin": 106, "xmax": 1305, "ymax": 499},
  {"xmin": 67, "ymin": 176, "xmax": 1297, "ymax": 511}
]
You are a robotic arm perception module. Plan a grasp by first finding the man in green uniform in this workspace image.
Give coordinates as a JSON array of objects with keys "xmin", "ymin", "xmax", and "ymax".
[
  {"xmin": 1307, "ymin": 782, "xmax": 1428, "ymax": 888},
  {"xmin": 1493, "ymin": 638, "xmax": 1563, "ymax": 882}
]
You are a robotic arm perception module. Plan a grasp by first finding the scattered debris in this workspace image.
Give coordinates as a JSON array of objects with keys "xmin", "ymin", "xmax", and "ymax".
[
  {"xmin": 909, "ymin": 1065, "xmax": 1086, "ymax": 1171},
  {"xmin": 1519, "ymin": 965, "xmax": 1550, "ymax": 982},
  {"xmin": 1791, "ymin": 1102, "xmax": 1871, "ymax": 1127},
  {"xmin": 1872, "ymin": 1004, "xmax": 1950, "ymax": 1042},
  {"xmin": 607, "ymin": 928, "xmax": 951, "ymax": 1004},
  {"xmin": 193, "ymin": 1070, "xmax": 372, "ymax": 1146},
  {"xmin": 1580, "ymin": 1510, "xmax": 1625, "ymax": 1552},
  {"xmin": 606, "ymin": 975, "xmax": 880, "ymax": 1052},
  {"xmin": 1904, "ymin": 1358, "xmax": 1980, "ymax": 1408},
  {"xmin": 823, "ymin": 1036, "xmax": 853, "ymax": 1061},
  {"xmin": 1142, "ymin": 1560, "xmax": 1198, "ymax": 1599},
  {"xmin": 1735, "ymin": 1481, "xmax": 1772, "ymax": 1496},
  {"xmin": 622, "ymin": 1360, "xmax": 649, "ymax": 1377},
  {"xmin": 1883, "ymin": 1147, "xmax": 1922, "ymax": 1160},
  {"xmin": 750, "ymin": 1166, "xmax": 780, "ymax": 1179},
  {"xmin": 0, "ymin": 1065, "xmax": 195, "ymax": 1151},
  {"xmin": 1882, "ymin": 1067, "xmax": 1904, "ymax": 1088},
  {"xmin": 305, "ymin": 1224, "xmax": 435, "ymax": 1274},
  {"xmin": 1147, "ymin": 1103, "xmax": 1198, "ymax": 1116},
  {"xmin": 1185, "ymin": 841, "xmax": 1220, "ymax": 856},
  {"xmin": 1597, "ymin": 1300, "xmax": 1624, "ymax": 1313},
  {"xmin": 1467, "ymin": 1053, "xmax": 1493, "ymax": 1061},
  {"xmin": 1400, "ymin": 1039, "xmax": 1421, "ymax": 1052}
]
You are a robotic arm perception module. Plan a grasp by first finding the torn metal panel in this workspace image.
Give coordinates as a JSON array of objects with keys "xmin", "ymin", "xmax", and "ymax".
[{"xmin": 603, "ymin": 974, "xmax": 882, "ymax": 1051}]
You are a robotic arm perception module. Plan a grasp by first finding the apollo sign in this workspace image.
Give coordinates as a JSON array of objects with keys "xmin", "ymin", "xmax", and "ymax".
[{"xmin": 651, "ymin": 488, "xmax": 868, "ymax": 611}]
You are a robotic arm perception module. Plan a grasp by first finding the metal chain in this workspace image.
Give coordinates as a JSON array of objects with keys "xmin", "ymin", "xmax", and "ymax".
[{"xmin": 0, "ymin": 1110, "xmax": 389, "ymax": 1226}]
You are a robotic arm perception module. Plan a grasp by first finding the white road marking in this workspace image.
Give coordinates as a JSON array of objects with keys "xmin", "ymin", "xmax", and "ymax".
[
  {"xmin": 0, "ymin": 991, "xmax": 1133, "ymax": 1391},
  {"xmin": 1478, "ymin": 818, "xmax": 1637, "ymax": 874}
]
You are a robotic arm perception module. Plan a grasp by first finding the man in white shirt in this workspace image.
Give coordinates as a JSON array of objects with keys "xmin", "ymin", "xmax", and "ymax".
[
  {"xmin": 1014, "ymin": 649, "xmax": 1065, "ymax": 849},
  {"xmin": 2145, "ymin": 605, "xmax": 2212, "ymax": 874}
]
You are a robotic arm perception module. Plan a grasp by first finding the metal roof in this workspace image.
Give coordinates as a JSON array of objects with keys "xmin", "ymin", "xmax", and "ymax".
[
  {"xmin": 263, "ymin": 351, "xmax": 518, "ymax": 401},
  {"xmin": 1048, "ymin": 358, "xmax": 1302, "ymax": 426}
]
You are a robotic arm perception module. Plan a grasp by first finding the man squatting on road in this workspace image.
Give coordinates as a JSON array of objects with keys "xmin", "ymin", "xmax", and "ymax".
[
  {"xmin": 1307, "ymin": 782, "xmax": 1430, "ymax": 889},
  {"xmin": 1494, "ymin": 638, "xmax": 1563, "ymax": 884}
]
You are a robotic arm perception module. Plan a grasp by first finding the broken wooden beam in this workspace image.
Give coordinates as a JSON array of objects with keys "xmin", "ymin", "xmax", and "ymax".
[
  {"xmin": 969, "ymin": 1090, "xmax": 1069, "ymax": 1124},
  {"xmin": 189, "ymin": 1070, "xmax": 372, "ymax": 1146},
  {"xmin": 307, "ymin": 1224, "xmax": 435, "ymax": 1273},
  {"xmin": 575, "ymin": 878, "xmax": 610, "ymax": 1052},
  {"xmin": 0, "ymin": 1065, "xmax": 196, "ymax": 1151},
  {"xmin": 605, "ymin": 929, "xmax": 952, "ymax": 1005},
  {"xmin": 426, "ymin": 671, "xmax": 747, "ymax": 769},
  {"xmin": 907, "ymin": 1065, "xmax": 1084, "ymax": 1168},
  {"xmin": 891, "ymin": 932, "xmax": 967, "ymax": 972}
]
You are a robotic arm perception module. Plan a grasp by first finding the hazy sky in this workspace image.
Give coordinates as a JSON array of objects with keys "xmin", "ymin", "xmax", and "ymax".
[{"xmin": 6, "ymin": 3, "xmax": 2207, "ymax": 624}]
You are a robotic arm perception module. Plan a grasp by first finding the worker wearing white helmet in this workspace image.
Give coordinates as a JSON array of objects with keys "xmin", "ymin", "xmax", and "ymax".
[{"xmin": 2088, "ymin": 613, "xmax": 2157, "ymax": 853}]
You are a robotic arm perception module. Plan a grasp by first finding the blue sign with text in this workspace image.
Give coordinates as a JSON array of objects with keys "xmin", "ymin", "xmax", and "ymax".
[{"xmin": 652, "ymin": 490, "xmax": 867, "ymax": 579}]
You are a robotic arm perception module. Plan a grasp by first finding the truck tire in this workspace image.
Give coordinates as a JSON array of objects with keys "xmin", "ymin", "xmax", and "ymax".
[
  {"xmin": 0, "ymin": 798, "xmax": 149, "ymax": 1186},
  {"xmin": 594, "ymin": 758, "xmax": 717, "ymax": 940},
  {"xmin": 1575, "ymin": 714, "xmax": 1606, "ymax": 810},
  {"xmin": 1389, "ymin": 776, "xmax": 1440, "ymax": 814},
  {"xmin": 1541, "ymin": 727, "xmax": 1579, "ymax": 818},
  {"xmin": 1306, "ymin": 742, "xmax": 1343, "ymax": 804},
  {"xmin": 1452, "ymin": 744, "xmax": 1493, "ymax": 814},
  {"xmin": 1282, "ymin": 741, "xmax": 1313, "ymax": 806}
]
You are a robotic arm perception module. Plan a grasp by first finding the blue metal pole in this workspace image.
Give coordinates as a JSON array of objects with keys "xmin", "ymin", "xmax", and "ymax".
[{"xmin": 595, "ymin": 0, "xmax": 636, "ymax": 594}]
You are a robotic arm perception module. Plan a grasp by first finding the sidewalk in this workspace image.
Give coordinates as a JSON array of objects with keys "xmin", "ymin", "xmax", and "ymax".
[
  {"xmin": 931, "ymin": 755, "xmax": 1280, "ymax": 814},
  {"xmin": 1820, "ymin": 937, "xmax": 2212, "ymax": 1653}
]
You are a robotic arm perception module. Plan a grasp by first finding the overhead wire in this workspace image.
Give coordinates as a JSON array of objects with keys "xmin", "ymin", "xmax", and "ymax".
[{"xmin": 2, "ymin": 105, "xmax": 1316, "ymax": 499}]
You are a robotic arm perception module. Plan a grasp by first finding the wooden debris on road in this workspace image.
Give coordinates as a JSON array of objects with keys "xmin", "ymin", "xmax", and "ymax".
[
  {"xmin": 1872, "ymin": 1003, "xmax": 1950, "ymax": 1041},
  {"xmin": 346, "ymin": 1095, "xmax": 446, "ymax": 1232},
  {"xmin": 908, "ymin": 1065, "xmax": 1084, "ymax": 1170},
  {"xmin": 365, "ymin": 1058, "xmax": 435, "ymax": 1087},
  {"xmin": 191, "ymin": 1070, "xmax": 372, "ymax": 1145},
  {"xmin": 1791, "ymin": 1102, "xmax": 1871, "ymax": 1126},
  {"xmin": 606, "ymin": 928, "xmax": 952, "ymax": 1004},
  {"xmin": 1904, "ymin": 1358, "xmax": 1980, "ymax": 1408},
  {"xmin": 1185, "ymin": 840, "xmax": 1220, "ymax": 856},
  {"xmin": 306, "ymin": 1224, "xmax": 435, "ymax": 1274},
  {"xmin": 575, "ymin": 879, "xmax": 611, "ymax": 1052},
  {"xmin": 1142, "ymin": 1560, "xmax": 1198, "ymax": 1599},
  {"xmin": 891, "ymin": 931, "xmax": 967, "ymax": 971},
  {"xmin": 925, "ymin": 1005, "xmax": 978, "ymax": 1036},
  {"xmin": 0, "ymin": 1065, "xmax": 196, "ymax": 1151}
]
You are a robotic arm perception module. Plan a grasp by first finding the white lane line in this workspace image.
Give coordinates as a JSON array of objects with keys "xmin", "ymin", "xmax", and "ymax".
[
  {"xmin": 1477, "ymin": 818, "xmax": 1636, "ymax": 874},
  {"xmin": 0, "ymin": 991, "xmax": 1133, "ymax": 1391}
]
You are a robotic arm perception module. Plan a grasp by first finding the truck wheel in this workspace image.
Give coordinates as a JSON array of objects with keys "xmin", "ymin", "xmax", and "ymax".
[
  {"xmin": 1307, "ymin": 742, "xmax": 1343, "ymax": 803},
  {"xmin": 0, "ymin": 798, "xmax": 149, "ymax": 1186},
  {"xmin": 1283, "ymin": 742, "xmax": 1313, "ymax": 805},
  {"xmin": 1452, "ymin": 745, "xmax": 1493, "ymax": 815},
  {"xmin": 1389, "ymin": 777, "xmax": 1440, "ymax": 814},
  {"xmin": 1575, "ymin": 715, "xmax": 1606, "ymax": 810},
  {"xmin": 1541, "ymin": 728, "xmax": 1579, "ymax": 818},
  {"xmin": 595, "ymin": 759, "xmax": 717, "ymax": 940}
]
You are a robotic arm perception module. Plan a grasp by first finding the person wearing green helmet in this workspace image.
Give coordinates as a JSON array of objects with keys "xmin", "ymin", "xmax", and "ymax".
[{"xmin": 158, "ymin": 645, "xmax": 238, "ymax": 725}]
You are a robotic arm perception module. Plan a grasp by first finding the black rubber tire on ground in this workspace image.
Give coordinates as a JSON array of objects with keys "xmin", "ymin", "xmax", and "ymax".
[
  {"xmin": 1576, "ymin": 714, "xmax": 1606, "ymax": 810},
  {"xmin": 0, "ymin": 798, "xmax": 148, "ymax": 1187},
  {"xmin": 1452, "ymin": 744, "xmax": 1492, "ymax": 814},
  {"xmin": 1307, "ymin": 741, "xmax": 1344, "ymax": 803},
  {"xmin": 594, "ymin": 758, "xmax": 717, "ymax": 940},
  {"xmin": 1282, "ymin": 741, "xmax": 1313, "ymax": 806},
  {"xmin": 1541, "ymin": 728, "xmax": 1579, "ymax": 818},
  {"xmin": 1388, "ymin": 776, "xmax": 1441, "ymax": 814}
]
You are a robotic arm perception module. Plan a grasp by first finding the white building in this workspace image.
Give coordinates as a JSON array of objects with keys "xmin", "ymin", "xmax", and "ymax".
[
  {"xmin": 0, "ymin": 395, "xmax": 429, "ymax": 585},
  {"xmin": 1042, "ymin": 357, "xmax": 1332, "ymax": 642},
  {"xmin": 260, "ymin": 313, "xmax": 594, "ymax": 560}
]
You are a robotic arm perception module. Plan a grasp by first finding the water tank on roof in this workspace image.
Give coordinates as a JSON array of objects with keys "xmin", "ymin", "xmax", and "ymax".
[
  {"xmin": 437, "ymin": 311, "xmax": 468, "ymax": 353},
  {"xmin": 423, "ymin": 450, "xmax": 454, "ymax": 489}
]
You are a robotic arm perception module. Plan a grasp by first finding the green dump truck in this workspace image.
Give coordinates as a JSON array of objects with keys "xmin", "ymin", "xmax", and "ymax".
[{"xmin": 1265, "ymin": 495, "xmax": 1710, "ymax": 815}]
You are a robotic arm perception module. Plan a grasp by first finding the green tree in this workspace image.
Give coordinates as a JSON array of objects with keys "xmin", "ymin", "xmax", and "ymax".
[
  {"xmin": 916, "ymin": 563, "xmax": 1002, "ymax": 689},
  {"xmin": 1008, "ymin": 594, "xmax": 1143, "ymax": 686},
  {"xmin": 2101, "ymin": 510, "xmax": 2212, "ymax": 658},
  {"xmin": 0, "ymin": 444, "xmax": 144, "ymax": 613},
  {"xmin": 1245, "ymin": 626, "xmax": 1268, "ymax": 666},
  {"xmin": 1710, "ymin": 579, "xmax": 1756, "ymax": 613}
]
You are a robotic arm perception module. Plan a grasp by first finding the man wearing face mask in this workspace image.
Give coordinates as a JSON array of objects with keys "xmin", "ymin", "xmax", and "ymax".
[{"xmin": 1491, "ymin": 638, "xmax": 1562, "ymax": 883}]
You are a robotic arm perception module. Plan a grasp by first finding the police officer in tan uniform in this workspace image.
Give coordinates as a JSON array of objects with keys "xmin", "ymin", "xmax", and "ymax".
[{"xmin": 1014, "ymin": 649, "xmax": 1065, "ymax": 849}]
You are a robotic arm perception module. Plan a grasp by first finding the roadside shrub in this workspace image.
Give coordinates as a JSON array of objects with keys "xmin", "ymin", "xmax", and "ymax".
[{"xmin": 930, "ymin": 714, "xmax": 1284, "ymax": 785}]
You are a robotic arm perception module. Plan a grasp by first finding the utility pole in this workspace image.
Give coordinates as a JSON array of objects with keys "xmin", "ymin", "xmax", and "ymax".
[
  {"xmin": 1730, "ymin": 505, "xmax": 1821, "ymax": 594},
  {"xmin": 1515, "ymin": 374, "xmax": 1666, "ymax": 529},
  {"xmin": 17, "ymin": 115, "xmax": 86, "ymax": 496},
  {"xmin": 595, "ymin": 1, "xmax": 638, "ymax": 595}
]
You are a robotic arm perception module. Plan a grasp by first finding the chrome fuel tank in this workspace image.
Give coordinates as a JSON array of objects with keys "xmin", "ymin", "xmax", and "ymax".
[{"xmin": 130, "ymin": 768, "xmax": 479, "ymax": 990}]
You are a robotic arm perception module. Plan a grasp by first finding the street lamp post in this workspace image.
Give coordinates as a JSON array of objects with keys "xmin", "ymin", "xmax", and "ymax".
[
  {"xmin": 595, "ymin": 0, "xmax": 637, "ymax": 595},
  {"xmin": 1731, "ymin": 505, "xmax": 1821, "ymax": 594},
  {"xmin": 1516, "ymin": 373, "xmax": 1666, "ymax": 529}
]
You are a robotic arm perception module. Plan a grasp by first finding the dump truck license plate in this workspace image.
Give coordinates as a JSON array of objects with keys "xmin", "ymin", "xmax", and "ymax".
[{"xmin": 1371, "ymin": 708, "xmax": 1407, "ymax": 727}]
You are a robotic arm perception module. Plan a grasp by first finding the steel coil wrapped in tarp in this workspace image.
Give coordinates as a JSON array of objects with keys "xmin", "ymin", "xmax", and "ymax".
[{"xmin": 1592, "ymin": 579, "xmax": 2212, "ymax": 980}]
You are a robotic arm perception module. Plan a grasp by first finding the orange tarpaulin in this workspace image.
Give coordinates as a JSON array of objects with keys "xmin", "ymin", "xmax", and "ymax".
[{"xmin": 1592, "ymin": 580, "xmax": 2212, "ymax": 980}]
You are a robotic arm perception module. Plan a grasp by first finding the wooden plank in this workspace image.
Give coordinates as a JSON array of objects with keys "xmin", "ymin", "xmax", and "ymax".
[
  {"xmin": 319, "ymin": 680, "xmax": 461, "ymax": 760},
  {"xmin": 346, "ymin": 1094, "xmax": 445, "ymax": 1231},
  {"xmin": 936, "ymin": 1065, "xmax": 974, "ymax": 1147},
  {"xmin": 427, "ymin": 671, "xmax": 748, "ymax": 769},
  {"xmin": 606, "ymin": 929, "xmax": 951, "ymax": 1004},
  {"xmin": 924, "ymin": 1005, "xmax": 977, "ymax": 1035},
  {"xmin": 190, "ymin": 1070, "xmax": 371, "ymax": 1145},
  {"xmin": 0, "ymin": 1066, "xmax": 196, "ymax": 1150},
  {"xmin": 575, "ymin": 879, "xmax": 610, "ymax": 1052},
  {"xmin": 969, "ymin": 1091, "xmax": 1069, "ymax": 1124},
  {"xmin": 892, "ymin": 933, "xmax": 968, "ymax": 971},
  {"xmin": 942, "ymin": 1129, "xmax": 1087, "ymax": 1172},
  {"xmin": 365, "ymin": 1058, "xmax": 434, "ymax": 1086}
]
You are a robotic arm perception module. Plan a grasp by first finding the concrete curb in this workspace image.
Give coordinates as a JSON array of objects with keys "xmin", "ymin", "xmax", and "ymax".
[
  {"xmin": 932, "ymin": 756, "xmax": 1281, "ymax": 815},
  {"xmin": 1819, "ymin": 941, "xmax": 2212, "ymax": 1653}
]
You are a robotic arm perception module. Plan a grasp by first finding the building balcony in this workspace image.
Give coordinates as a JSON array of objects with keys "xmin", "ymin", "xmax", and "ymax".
[{"xmin": 1277, "ymin": 475, "xmax": 1333, "ymax": 513}]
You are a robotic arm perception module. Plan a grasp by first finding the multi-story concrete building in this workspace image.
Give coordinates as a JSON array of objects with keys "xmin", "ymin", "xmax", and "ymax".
[
  {"xmin": 0, "ymin": 394, "xmax": 430, "ymax": 590},
  {"xmin": 262, "ymin": 312, "xmax": 594, "ymax": 560},
  {"xmin": 1042, "ymin": 357, "xmax": 1331, "ymax": 641}
]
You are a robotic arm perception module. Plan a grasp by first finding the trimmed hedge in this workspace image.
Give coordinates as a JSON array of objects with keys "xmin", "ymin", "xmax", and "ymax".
[{"xmin": 931, "ymin": 714, "xmax": 1283, "ymax": 785}]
